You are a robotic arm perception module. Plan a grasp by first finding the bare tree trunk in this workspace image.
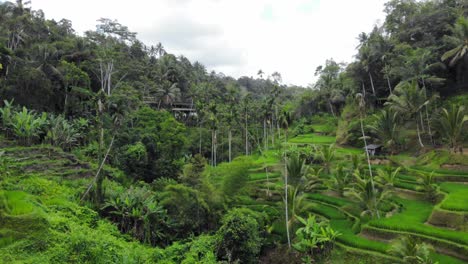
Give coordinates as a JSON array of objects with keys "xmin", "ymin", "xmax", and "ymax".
[
  {"xmin": 425, "ymin": 106, "xmax": 434, "ymax": 145},
  {"xmin": 284, "ymin": 152, "xmax": 291, "ymax": 248},
  {"xmin": 360, "ymin": 113, "xmax": 379, "ymax": 218},
  {"xmin": 228, "ymin": 129, "xmax": 232, "ymax": 162},
  {"xmin": 63, "ymin": 91, "xmax": 68, "ymax": 116},
  {"xmin": 386, "ymin": 75, "xmax": 392, "ymax": 94},
  {"xmin": 369, "ymin": 72, "xmax": 376, "ymax": 95},
  {"xmin": 263, "ymin": 119, "xmax": 267, "ymax": 150},
  {"xmin": 266, "ymin": 166, "xmax": 270, "ymax": 196},
  {"xmin": 214, "ymin": 130, "xmax": 217, "ymax": 167},
  {"xmin": 270, "ymin": 119, "xmax": 274, "ymax": 146},
  {"xmin": 416, "ymin": 120, "xmax": 425, "ymax": 148},
  {"xmin": 419, "ymin": 111, "xmax": 425, "ymax": 132},
  {"xmin": 328, "ymin": 100, "xmax": 336, "ymax": 117},
  {"xmin": 81, "ymin": 135, "xmax": 115, "ymax": 203},
  {"xmin": 211, "ymin": 130, "xmax": 214, "ymax": 166},
  {"xmin": 245, "ymin": 111, "xmax": 248, "ymax": 155},
  {"xmin": 421, "ymin": 79, "xmax": 434, "ymax": 145},
  {"xmin": 199, "ymin": 121, "xmax": 202, "ymax": 154}
]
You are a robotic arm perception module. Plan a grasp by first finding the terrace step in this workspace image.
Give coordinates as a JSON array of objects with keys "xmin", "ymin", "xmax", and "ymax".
[{"xmin": 360, "ymin": 225, "xmax": 468, "ymax": 261}]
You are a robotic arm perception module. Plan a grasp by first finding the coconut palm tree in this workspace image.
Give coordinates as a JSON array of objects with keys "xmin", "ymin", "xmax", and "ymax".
[
  {"xmin": 345, "ymin": 170, "xmax": 392, "ymax": 219},
  {"xmin": 287, "ymin": 154, "xmax": 307, "ymax": 187},
  {"xmin": 441, "ymin": 16, "xmax": 468, "ymax": 67},
  {"xmin": 388, "ymin": 236, "xmax": 438, "ymax": 264},
  {"xmin": 316, "ymin": 144, "xmax": 336, "ymax": 175},
  {"xmin": 385, "ymin": 81, "xmax": 429, "ymax": 148},
  {"xmin": 367, "ymin": 109, "xmax": 401, "ymax": 153},
  {"xmin": 327, "ymin": 165, "xmax": 351, "ymax": 197},
  {"xmin": 376, "ymin": 166, "xmax": 401, "ymax": 191},
  {"xmin": 156, "ymin": 80, "xmax": 180, "ymax": 109},
  {"xmin": 355, "ymin": 93, "xmax": 378, "ymax": 209},
  {"xmin": 303, "ymin": 167, "xmax": 323, "ymax": 192},
  {"xmin": 435, "ymin": 105, "xmax": 468, "ymax": 153},
  {"xmin": 417, "ymin": 172, "xmax": 439, "ymax": 204}
]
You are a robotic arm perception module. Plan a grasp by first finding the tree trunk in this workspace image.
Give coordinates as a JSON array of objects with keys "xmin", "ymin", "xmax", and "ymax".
[
  {"xmin": 369, "ymin": 72, "xmax": 376, "ymax": 95},
  {"xmin": 266, "ymin": 166, "xmax": 270, "ymax": 196},
  {"xmin": 263, "ymin": 119, "xmax": 267, "ymax": 150},
  {"xmin": 419, "ymin": 111, "xmax": 425, "ymax": 132},
  {"xmin": 360, "ymin": 113, "xmax": 379, "ymax": 219},
  {"xmin": 63, "ymin": 91, "xmax": 68, "ymax": 116},
  {"xmin": 270, "ymin": 119, "xmax": 274, "ymax": 146},
  {"xmin": 328, "ymin": 100, "xmax": 336, "ymax": 117},
  {"xmin": 416, "ymin": 120, "xmax": 425, "ymax": 148},
  {"xmin": 386, "ymin": 75, "xmax": 392, "ymax": 94},
  {"xmin": 425, "ymin": 106, "xmax": 434, "ymax": 145},
  {"xmin": 199, "ymin": 121, "xmax": 202, "ymax": 154},
  {"xmin": 211, "ymin": 130, "xmax": 214, "ymax": 166},
  {"xmin": 284, "ymin": 154, "xmax": 291, "ymax": 248},
  {"xmin": 245, "ymin": 111, "xmax": 248, "ymax": 155},
  {"xmin": 214, "ymin": 130, "xmax": 217, "ymax": 167},
  {"xmin": 228, "ymin": 129, "xmax": 232, "ymax": 162}
]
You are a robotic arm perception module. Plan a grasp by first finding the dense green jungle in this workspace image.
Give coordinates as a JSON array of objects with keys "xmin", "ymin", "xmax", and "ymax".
[{"xmin": 0, "ymin": 0, "xmax": 468, "ymax": 263}]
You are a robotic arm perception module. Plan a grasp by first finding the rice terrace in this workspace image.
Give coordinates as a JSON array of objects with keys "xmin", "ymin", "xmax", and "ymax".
[{"xmin": 0, "ymin": 0, "xmax": 468, "ymax": 263}]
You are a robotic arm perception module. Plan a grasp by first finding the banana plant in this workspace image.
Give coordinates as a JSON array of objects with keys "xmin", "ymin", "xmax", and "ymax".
[{"xmin": 10, "ymin": 107, "xmax": 47, "ymax": 145}]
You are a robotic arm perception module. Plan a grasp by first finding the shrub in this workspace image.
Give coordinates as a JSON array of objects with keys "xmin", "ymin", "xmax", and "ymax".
[{"xmin": 216, "ymin": 208, "xmax": 262, "ymax": 263}]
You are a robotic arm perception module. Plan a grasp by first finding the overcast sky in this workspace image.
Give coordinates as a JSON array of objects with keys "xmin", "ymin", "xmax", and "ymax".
[{"xmin": 30, "ymin": 0, "xmax": 387, "ymax": 86}]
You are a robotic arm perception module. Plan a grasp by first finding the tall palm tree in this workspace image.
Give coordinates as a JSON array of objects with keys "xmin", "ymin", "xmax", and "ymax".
[
  {"xmin": 435, "ymin": 105, "xmax": 468, "ymax": 153},
  {"xmin": 356, "ymin": 93, "xmax": 378, "ymax": 214},
  {"xmin": 385, "ymin": 81, "xmax": 429, "ymax": 148},
  {"xmin": 155, "ymin": 42, "xmax": 166, "ymax": 58},
  {"xmin": 441, "ymin": 16, "xmax": 468, "ymax": 67},
  {"xmin": 242, "ymin": 93, "xmax": 252, "ymax": 155},
  {"xmin": 156, "ymin": 81, "xmax": 180, "ymax": 109}
]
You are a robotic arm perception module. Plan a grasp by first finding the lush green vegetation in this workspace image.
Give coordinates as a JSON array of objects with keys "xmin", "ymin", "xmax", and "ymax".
[{"xmin": 0, "ymin": 0, "xmax": 467, "ymax": 263}]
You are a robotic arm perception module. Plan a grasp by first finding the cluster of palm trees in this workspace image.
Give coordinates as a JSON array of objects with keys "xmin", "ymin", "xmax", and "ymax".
[{"xmin": 362, "ymin": 80, "xmax": 468, "ymax": 153}]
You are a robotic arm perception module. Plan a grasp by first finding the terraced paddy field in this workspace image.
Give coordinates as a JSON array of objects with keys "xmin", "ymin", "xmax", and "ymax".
[
  {"xmin": 289, "ymin": 133, "xmax": 336, "ymax": 144},
  {"xmin": 245, "ymin": 129, "xmax": 468, "ymax": 263}
]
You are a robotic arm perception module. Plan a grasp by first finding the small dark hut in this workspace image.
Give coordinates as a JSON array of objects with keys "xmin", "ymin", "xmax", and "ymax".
[{"xmin": 364, "ymin": 144, "xmax": 382, "ymax": 156}]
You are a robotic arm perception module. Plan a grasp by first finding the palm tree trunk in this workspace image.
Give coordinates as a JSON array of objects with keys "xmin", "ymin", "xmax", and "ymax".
[
  {"xmin": 245, "ymin": 111, "xmax": 248, "ymax": 155},
  {"xmin": 270, "ymin": 119, "xmax": 274, "ymax": 146},
  {"xmin": 416, "ymin": 119, "xmax": 425, "ymax": 148},
  {"xmin": 211, "ymin": 130, "xmax": 214, "ymax": 166},
  {"xmin": 369, "ymin": 72, "xmax": 376, "ymax": 96},
  {"xmin": 360, "ymin": 113, "xmax": 379, "ymax": 218},
  {"xmin": 199, "ymin": 121, "xmax": 202, "ymax": 154},
  {"xmin": 284, "ymin": 152, "xmax": 291, "ymax": 248},
  {"xmin": 228, "ymin": 129, "xmax": 232, "ymax": 162},
  {"xmin": 214, "ymin": 130, "xmax": 217, "ymax": 167},
  {"xmin": 421, "ymin": 80, "xmax": 434, "ymax": 145},
  {"xmin": 328, "ymin": 100, "xmax": 336, "ymax": 117},
  {"xmin": 419, "ymin": 111, "xmax": 425, "ymax": 132},
  {"xmin": 266, "ymin": 166, "xmax": 270, "ymax": 196},
  {"xmin": 425, "ymin": 106, "xmax": 434, "ymax": 145},
  {"xmin": 64, "ymin": 91, "xmax": 68, "ymax": 116},
  {"xmin": 386, "ymin": 75, "xmax": 392, "ymax": 94},
  {"xmin": 263, "ymin": 119, "xmax": 267, "ymax": 150}
]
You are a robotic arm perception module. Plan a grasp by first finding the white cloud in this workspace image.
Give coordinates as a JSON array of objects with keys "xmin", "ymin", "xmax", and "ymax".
[{"xmin": 30, "ymin": 0, "xmax": 387, "ymax": 86}]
